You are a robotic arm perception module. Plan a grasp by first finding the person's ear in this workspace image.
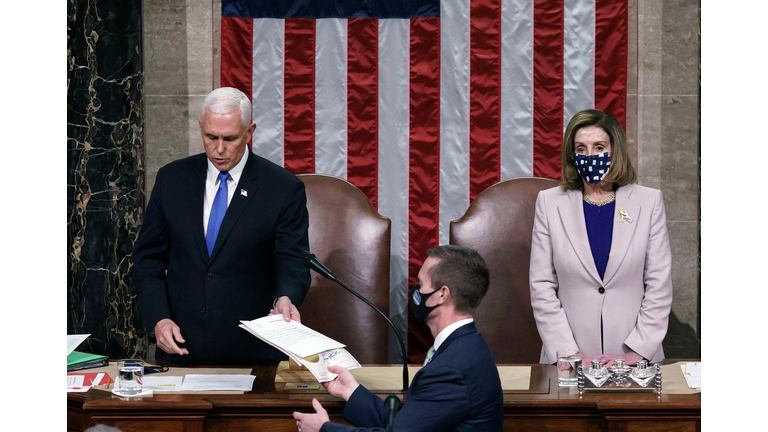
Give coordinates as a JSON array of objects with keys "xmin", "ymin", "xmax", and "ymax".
[{"xmin": 437, "ymin": 286, "xmax": 450, "ymax": 305}]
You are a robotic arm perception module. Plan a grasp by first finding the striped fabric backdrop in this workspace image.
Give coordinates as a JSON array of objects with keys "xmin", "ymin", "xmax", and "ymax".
[{"xmin": 220, "ymin": 0, "xmax": 627, "ymax": 363}]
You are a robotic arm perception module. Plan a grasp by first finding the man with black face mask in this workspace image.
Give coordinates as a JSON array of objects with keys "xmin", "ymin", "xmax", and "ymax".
[{"xmin": 293, "ymin": 245, "xmax": 504, "ymax": 432}]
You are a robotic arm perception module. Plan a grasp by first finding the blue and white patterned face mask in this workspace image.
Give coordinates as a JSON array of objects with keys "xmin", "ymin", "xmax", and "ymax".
[{"xmin": 573, "ymin": 152, "xmax": 611, "ymax": 184}]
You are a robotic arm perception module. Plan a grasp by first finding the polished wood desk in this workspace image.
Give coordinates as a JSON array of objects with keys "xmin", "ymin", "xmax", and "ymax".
[{"xmin": 68, "ymin": 363, "xmax": 700, "ymax": 432}]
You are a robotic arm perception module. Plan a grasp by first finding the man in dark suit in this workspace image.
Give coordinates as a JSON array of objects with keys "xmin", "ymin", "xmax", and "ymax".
[
  {"xmin": 293, "ymin": 245, "xmax": 503, "ymax": 432},
  {"xmin": 131, "ymin": 87, "xmax": 310, "ymax": 366}
]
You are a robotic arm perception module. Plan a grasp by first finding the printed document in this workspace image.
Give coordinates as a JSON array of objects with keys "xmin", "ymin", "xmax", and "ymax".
[
  {"xmin": 67, "ymin": 334, "xmax": 90, "ymax": 356},
  {"xmin": 240, "ymin": 315, "xmax": 361, "ymax": 382},
  {"xmin": 179, "ymin": 374, "xmax": 256, "ymax": 391},
  {"xmin": 682, "ymin": 362, "xmax": 701, "ymax": 389}
]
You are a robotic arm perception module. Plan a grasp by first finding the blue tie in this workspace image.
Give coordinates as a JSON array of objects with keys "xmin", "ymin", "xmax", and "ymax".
[{"xmin": 206, "ymin": 172, "xmax": 231, "ymax": 256}]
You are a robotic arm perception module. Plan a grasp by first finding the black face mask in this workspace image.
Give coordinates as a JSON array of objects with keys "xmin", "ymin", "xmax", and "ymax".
[{"xmin": 409, "ymin": 284, "xmax": 440, "ymax": 323}]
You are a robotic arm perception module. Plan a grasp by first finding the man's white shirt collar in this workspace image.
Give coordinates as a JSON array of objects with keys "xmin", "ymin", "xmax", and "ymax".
[
  {"xmin": 203, "ymin": 149, "xmax": 249, "ymax": 236},
  {"xmin": 206, "ymin": 148, "xmax": 249, "ymax": 185},
  {"xmin": 433, "ymin": 318, "xmax": 474, "ymax": 352}
]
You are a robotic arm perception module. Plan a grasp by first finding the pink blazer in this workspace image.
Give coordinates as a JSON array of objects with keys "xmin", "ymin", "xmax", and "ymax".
[{"xmin": 529, "ymin": 184, "xmax": 673, "ymax": 364}]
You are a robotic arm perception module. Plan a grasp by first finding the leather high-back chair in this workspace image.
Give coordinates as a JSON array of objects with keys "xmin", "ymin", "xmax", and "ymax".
[
  {"xmin": 297, "ymin": 174, "xmax": 391, "ymax": 364},
  {"xmin": 450, "ymin": 177, "xmax": 560, "ymax": 363}
]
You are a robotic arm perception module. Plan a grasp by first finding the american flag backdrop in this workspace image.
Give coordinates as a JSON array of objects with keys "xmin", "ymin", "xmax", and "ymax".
[{"xmin": 220, "ymin": 0, "xmax": 627, "ymax": 363}]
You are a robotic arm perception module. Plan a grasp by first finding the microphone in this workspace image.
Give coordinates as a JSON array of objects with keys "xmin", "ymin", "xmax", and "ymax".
[
  {"xmin": 385, "ymin": 394, "xmax": 400, "ymax": 432},
  {"xmin": 301, "ymin": 250, "xmax": 337, "ymax": 282},
  {"xmin": 300, "ymin": 250, "xmax": 409, "ymax": 391}
]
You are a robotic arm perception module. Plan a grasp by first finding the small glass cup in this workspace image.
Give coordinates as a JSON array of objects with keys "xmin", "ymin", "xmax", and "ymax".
[
  {"xmin": 117, "ymin": 359, "xmax": 144, "ymax": 395},
  {"xmin": 557, "ymin": 349, "xmax": 582, "ymax": 387}
]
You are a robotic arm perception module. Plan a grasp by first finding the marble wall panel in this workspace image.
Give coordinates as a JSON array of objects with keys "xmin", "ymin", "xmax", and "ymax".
[
  {"xmin": 663, "ymin": 221, "xmax": 700, "ymax": 359},
  {"xmin": 627, "ymin": 0, "xmax": 639, "ymax": 97},
  {"xmin": 660, "ymin": 95, "xmax": 699, "ymax": 222},
  {"xmin": 626, "ymin": 94, "xmax": 638, "ymax": 167},
  {"xmin": 185, "ymin": 0, "xmax": 214, "ymax": 96},
  {"xmin": 626, "ymin": 0, "xmax": 639, "ymax": 166},
  {"xmin": 143, "ymin": 0, "xmax": 189, "ymax": 96},
  {"xmin": 67, "ymin": 0, "xmax": 146, "ymax": 358},
  {"xmin": 634, "ymin": 0, "xmax": 700, "ymax": 358},
  {"xmin": 637, "ymin": 0, "xmax": 663, "ymax": 96},
  {"xmin": 188, "ymin": 95, "xmax": 208, "ymax": 156},
  {"xmin": 658, "ymin": 2, "xmax": 700, "ymax": 359},
  {"xmin": 637, "ymin": 95, "xmax": 663, "ymax": 188},
  {"xmin": 667, "ymin": 221, "xmax": 699, "ymax": 328},
  {"xmin": 662, "ymin": 0, "xmax": 700, "ymax": 95},
  {"xmin": 213, "ymin": 0, "xmax": 222, "ymax": 89},
  {"xmin": 143, "ymin": 0, "xmax": 215, "ymax": 194},
  {"xmin": 143, "ymin": 95, "xmax": 191, "ymax": 194}
]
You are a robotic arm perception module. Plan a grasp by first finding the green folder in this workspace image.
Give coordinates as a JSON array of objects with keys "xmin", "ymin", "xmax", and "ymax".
[{"xmin": 67, "ymin": 351, "xmax": 108, "ymax": 371}]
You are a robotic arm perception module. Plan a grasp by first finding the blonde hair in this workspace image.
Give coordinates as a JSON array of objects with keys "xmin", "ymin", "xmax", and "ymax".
[{"xmin": 561, "ymin": 109, "xmax": 636, "ymax": 191}]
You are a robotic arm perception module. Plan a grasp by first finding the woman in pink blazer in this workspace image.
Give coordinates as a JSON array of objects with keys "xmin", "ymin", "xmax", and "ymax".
[{"xmin": 530, "ymin": 109, "xmax": 672, "ymax": 366}]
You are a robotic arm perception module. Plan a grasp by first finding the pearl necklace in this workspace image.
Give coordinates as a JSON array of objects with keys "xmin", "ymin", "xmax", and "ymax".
[{"xmin": 583, "ymin": 191, "xmax": 616, "ymax": 206}]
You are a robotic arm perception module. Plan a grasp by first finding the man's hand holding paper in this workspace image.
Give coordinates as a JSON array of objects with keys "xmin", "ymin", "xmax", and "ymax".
[
  {"xmin": 239, "ymin": 315, "xmax": 361, "ymax": 382},
  {"xmin": 269, "ymin": 295, "xmax": 302, "ymax": 323}
]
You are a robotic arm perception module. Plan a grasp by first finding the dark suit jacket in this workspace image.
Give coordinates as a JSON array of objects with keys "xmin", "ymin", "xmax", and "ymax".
[
  {"xmin": 131, "ymin": 151, "xmax": 311, "ymax": 365},
  {"xmin": 321, "ymin": 322, "xmax": 503, "ymax": 432}
]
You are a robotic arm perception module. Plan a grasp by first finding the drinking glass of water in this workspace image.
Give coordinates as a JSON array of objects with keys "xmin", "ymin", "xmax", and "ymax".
[
  {"xmin": 557, "ymin": 349, "xmax": 582, "ymax": 387},
  {"xmin": 117, "ymin": 359, "xmax": 144, "ymax": 395}
]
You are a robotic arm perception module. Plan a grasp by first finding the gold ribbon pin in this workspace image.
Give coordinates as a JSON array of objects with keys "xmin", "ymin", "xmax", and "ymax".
[{"xmin": 619, "ymin": 208, "xmax": 633, "ymax": 224}]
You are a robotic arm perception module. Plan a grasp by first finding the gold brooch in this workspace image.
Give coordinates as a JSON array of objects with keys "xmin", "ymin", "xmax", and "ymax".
[{"xmin": 619, "ymin": 208, "xmax": 633, "ymax": 224}]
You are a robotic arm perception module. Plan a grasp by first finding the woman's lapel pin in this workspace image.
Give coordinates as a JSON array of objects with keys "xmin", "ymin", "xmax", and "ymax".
[{"xmin": 619, "ymin": 208, "xmax": 633, "ymax": 224}]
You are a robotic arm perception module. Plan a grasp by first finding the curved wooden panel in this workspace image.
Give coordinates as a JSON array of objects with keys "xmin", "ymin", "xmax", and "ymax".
[
  {"xmin": 450, "ymin": 177, "xmax": 560, "ymax": 363},
  {"xmin": 298, "ymin": 174, "xmax": 392, "ymax": 364}
]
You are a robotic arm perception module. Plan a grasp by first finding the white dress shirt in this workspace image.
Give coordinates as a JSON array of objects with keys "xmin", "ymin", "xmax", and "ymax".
[
  {"xmin": 203, "ymin": 150, "xmax": 249, "ymax": 237},
  {"xmin": 432, "ymin": 318, "xmax": 474, "ymax": 352}
]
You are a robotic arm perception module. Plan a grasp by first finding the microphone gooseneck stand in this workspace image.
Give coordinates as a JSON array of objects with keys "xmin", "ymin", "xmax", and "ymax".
[
  {"xmin": 385, "ymin": 394, "xmax": 401, "ymax": 432},
  {"xmin": 301, "ymin": 251, "xmax": 410, "ymax": 391}
]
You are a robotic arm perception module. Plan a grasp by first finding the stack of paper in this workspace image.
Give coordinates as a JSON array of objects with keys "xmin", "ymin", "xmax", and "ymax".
[
  {"xmin": 67, "ymin": 334, "xmax": 108, "ymax": 371},
  {"xmin": 240, "ymin": 315, "xmax": 361, "ymax": 382},
  {"xmin": 683, "ymin": 362, "xmax": 701, "ymax": 389},
  {"xmin": 178, "ymin": 375, "xmax": 256, "ymax": 391}
]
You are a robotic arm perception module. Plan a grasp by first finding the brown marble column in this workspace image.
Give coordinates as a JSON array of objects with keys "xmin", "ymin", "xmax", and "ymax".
[{"xmin": 67, "ymin": 0, "xmax": 147, "ymax": 359}]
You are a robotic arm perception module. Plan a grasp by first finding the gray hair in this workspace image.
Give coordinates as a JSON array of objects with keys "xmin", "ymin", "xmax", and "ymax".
[{"xmin": 199, "ymin": 87, "xmax": 252, "ymax": 129}]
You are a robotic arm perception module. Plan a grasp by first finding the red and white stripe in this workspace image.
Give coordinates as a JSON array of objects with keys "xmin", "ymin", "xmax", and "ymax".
[{"xmin": 221, "ymin": 0, "xmax": 627, "ymax": 362}]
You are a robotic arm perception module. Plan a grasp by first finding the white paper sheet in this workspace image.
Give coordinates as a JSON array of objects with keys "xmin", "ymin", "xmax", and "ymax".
[
  {"xmin": 144, "ymin": 376, "xmax": 184, "ymax": 391},
  {"xmin": 240, "ymin": 315, "xmax": 345, "ymax": 358},
  {"xmin": 67, "ymin": 334, "xmax": 90, "ymax": 356},
  {"xmin": 239, "ymin": 315, "xmax": 361, "ymax": 382},
  {"xmin": 178, "ymin": 374, "xmax": 256, "ymax": 391},
  {"xmin": 682, "ymin": 362, "xmax": 701, "ymax": 389},
  {"xmin": 67, "ymin": 375, "xmax": 85, "ymax": 387},
  {"xmin": 302, "ymin": 348, "xmax": 362, "ymax": 382}
]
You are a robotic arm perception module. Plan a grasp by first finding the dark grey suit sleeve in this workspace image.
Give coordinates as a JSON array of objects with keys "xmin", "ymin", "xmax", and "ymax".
[
  {"xmin": 130, "ymin": 169, "xmax": 172, "ymax": 331},
  {"xmin": 272, "ymin": 178, "xmax": 311, "ymax": 308}
]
